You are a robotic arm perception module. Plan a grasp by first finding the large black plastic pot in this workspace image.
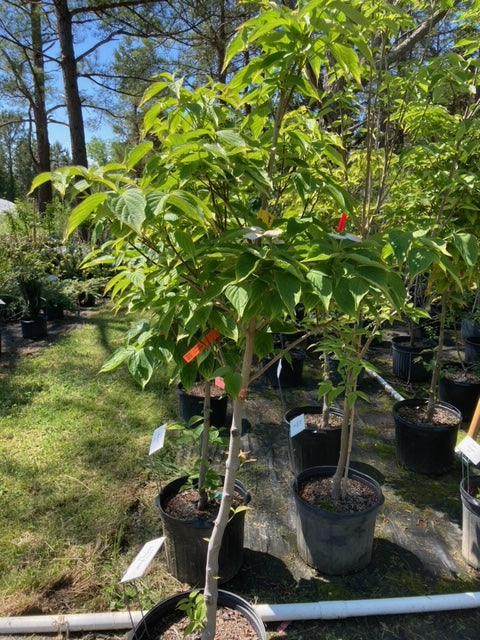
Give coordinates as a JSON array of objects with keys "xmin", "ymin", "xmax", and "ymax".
[
  {"xmin": 460, "ymin": 475, "xmax": 480, "ymax": 569},
  {"xmin": 20, "ymin": 317, "xmax": 47, "ymax": 339},
  {"xmin": 157, "ymin": 476, "xmax": 250, "ymax": 586},
  {"xmin": 392, "ymin": 399, "xmax": 461, "ymax": 475},
  {"xmin": 461, "ymin": 316, "xmax": 480, "ymax": 342},
  {"xmin": 177, "ymin": 383, "xmax": 228, "ymax": 431},
  {"xmin": 439, "ymin": 369, "xmax": 480, "ymax": 422},
  {"xmin": 128, "ymin": 589, "xmax": 266, "ymax": 640},
  {"xmin": 263, "ymin": 349, "xmax": 305, "ymax": 388},
  {"xmin": 284, "ymin": 405, "xmax": 342, "ymax": 475},
  {"xmin": 391, "ymin": 336, "xmax": 436, "ymax": 382},
  {"xmin": 292, "ymin": 465, "xmax": 384, "ymax": 575},
  {"xmin": 465, "ymin": 337, "xmax": 480, "ymax": 363}
]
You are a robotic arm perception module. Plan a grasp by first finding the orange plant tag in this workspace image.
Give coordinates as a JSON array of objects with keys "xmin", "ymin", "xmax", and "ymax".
[
  {"xmin": 182, "ymin": 329, "xmax": 221, "ymax": 363},
  {"xmin": 214, "ymin": 377, "xmax": 225, "ymax": 389}
]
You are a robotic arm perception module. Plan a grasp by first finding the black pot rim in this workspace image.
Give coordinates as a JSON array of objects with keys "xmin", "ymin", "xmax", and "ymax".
[
  {"xmin": 284, "ymin": 405, "xmax": 343, "ymax": 432},
  {"xmin": 157, "ymin": 475, "xmax": 251, "ymax": 526},
  {"xmin": 129, "ymin": 589, "xmax": 265, "ymax": 640},
  {"xmin": 292, "ymin": 465, "xmax": 384, "ymax": 519},
  {"xmin": 391, "ymin": 335, "xmax": 436, "ymax": 351},
  {"xmin": 392, "ymin": 398, "xmax": 462, "ymax": 430}
]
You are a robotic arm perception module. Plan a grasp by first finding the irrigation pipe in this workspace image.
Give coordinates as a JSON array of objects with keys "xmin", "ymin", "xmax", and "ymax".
[
  {"xmin": 2, "ymin": 592, "xmax": 480, "ymax": 633},
  {"xmin": 365, "ymin": 367, "xmax": 405, "ymax": 402}
]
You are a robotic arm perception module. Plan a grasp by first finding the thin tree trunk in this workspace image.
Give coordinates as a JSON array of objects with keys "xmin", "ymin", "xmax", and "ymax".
[
  {"xmin": 202, "ymin": 317, "xmax": 256, "ymax": 640},
  {"xmin": 197, "ymin": 379, "xmax": 212, "ymax": 511}
]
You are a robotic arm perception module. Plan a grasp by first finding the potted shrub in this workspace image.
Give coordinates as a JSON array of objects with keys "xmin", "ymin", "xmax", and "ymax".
[
  {"xmin": 8, "ymin": 242, "xmax": 48, "ymax": 339},
  {"xmin": 392, "ymin": 232, "xmax": 478, "ymax": 474}
]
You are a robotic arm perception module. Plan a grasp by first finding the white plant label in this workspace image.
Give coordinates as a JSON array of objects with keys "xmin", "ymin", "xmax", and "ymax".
[
  {"xmin": 290, "ymin": 413, "xmax": 305, "ymax": 438},
  {"xmin": 276, "ymin": 359, "xmax": 283, "ymax": 379},
  {"xmin": 120, "ymin": 537, "xmax": 165, "ymax": 583},
  {"xmin": 456, "ymin": 436, "xmax": 480, "ymax": 466},
  {"xmin": 149, "ymin": 424, "xmax": 167, "ymax": 456}
]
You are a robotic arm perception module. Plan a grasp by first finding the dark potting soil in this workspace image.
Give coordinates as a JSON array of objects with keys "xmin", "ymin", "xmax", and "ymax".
[
  {"xmin": 164, "ymin": 488, "xmax": 245, "ymax": 522},
  {"xmin": 298, "ymin": 477, "xmax": 378, "ymax": 513},
  {"xmin": 188, "ymin": 382, "xmax": 225, "ymax": 398},
  {"xmin": 396, "ymin": 404, "xmax": 460, "ymax": 427},
  {"xmin": 143, "ymin": 606, "xmax": 258, "ymax": 639},
  {"xmin": 303, "ymin": 412, "xmax": 343, "ymax": 430},
  {"xmin": 444, "ymin": 369, "xmax": 480, "ymax": 384}
]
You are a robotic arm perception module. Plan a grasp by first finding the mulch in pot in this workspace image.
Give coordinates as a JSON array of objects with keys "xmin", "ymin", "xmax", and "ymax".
[
  {"xmin": 164, "ymin": 487, "xmax": 245, "ymax": 522},
  {"xmin": 144, "ymin": 606, "xmax": 259, "ymax": 639},
  {"xmin": 298, "ymin": 476, "xmax": 378, "ymax": 513},
  {"xmin": 396, "ymin": 404, "xmax": 460, "ymax": 427}
]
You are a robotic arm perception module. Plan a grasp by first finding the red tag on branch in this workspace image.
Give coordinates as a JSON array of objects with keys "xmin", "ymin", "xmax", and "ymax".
[
  {"xmin": 337, "ymin": 212, "xmax": 347, "ymax": 232},
  {"xmin": 183, "ymin": 329, "xmax": 221, "ymax": 363}
]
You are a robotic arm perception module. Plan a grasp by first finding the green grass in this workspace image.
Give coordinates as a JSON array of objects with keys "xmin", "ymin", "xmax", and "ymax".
[{"xmin": 0, "ymin": 307, "xmax": 182, "ymax": 615}]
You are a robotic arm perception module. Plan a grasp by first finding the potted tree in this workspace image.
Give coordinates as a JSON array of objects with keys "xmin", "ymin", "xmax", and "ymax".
[
  {"xmin": 392, "ymin": 232, "xmax": 478, "ymax": 474},
  {"xmin": 33, "ymin": 0, "xmax": 463, "ymax": 631}
]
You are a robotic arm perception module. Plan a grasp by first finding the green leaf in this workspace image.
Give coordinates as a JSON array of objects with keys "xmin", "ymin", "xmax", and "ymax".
[
  {"xmin": 67, "ymin": 193, "xmax": 108, "ymax": 236},
  {"xmin": 407, "ymin": 248, "xmax": 435, "ymax": 277},
  {"xmin": 126, "ymin": 142, "xmax": 154, "ymax": 170},
  {"xmin": 100, "ymin": 346, "xmax": 135, "ymax": 373},
  {"xmin": 274, "ymin": 271, "xmax": 302, "ymax": 316},
  {"xmin": 223, "ymin": 370, "xmax": 243, "ymax": 398},
  {"xmin": 254, "ymin": 332, "xmax": 275, "ymax": 359},
  {"xmin": 235, "ymin": 252, "xmax": 258, "ymax": 282},
  {"xmin": 330, "ymin": 42, "xmax": 362, "ymax": 84},
  {"xmin": 224, "ymin": 284, "xmax": 249, "ymax": 318},
  {"xmin": 217, "ymin": 129, "xmax": 248, "ymax": 147},
  {"xmin": 127, "ymin": 349, "xmax": 154, "ymax": 387},
  {"xmin": 306, "ymin": 270, "xmax": 332, "ymax": 310},
  {"xmin": 452, "ymin": 232, "xmax": 477, "ymax": 268},
  {"xmin": 111, "ymin": 189, "xmax": 146, "ymax": 232},
  {"xmin": 174, "ymin": 229, "xmax": 197, "ymax": 259}
]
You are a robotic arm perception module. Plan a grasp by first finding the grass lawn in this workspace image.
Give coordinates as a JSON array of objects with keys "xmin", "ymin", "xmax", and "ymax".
[{"xmin": 0, "ymin": 307, "xmax": 183, "ymax": 616}]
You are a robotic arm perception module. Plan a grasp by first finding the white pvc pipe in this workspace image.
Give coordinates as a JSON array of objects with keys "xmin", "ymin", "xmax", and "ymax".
[
  {"xmin": 365, "ymin": 367, "xmax": 405, "ymax": 402},
  {"xmin": 0, "ymin": 611, "xmax": 143, "ymax": 634},
  {"xmin": 254, "ymin": 592, "xmax": 480, "ymax": 621},
  {"xmin": 2, "ymin": 592, "xmax": 480, "ymax": 633}
]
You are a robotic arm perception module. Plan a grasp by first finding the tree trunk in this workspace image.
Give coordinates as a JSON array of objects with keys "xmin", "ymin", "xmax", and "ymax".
[
  {"xmin": 53, "ymin": 0, "xmax": 88, "ymax": 167},
  {"xmin": 30, "ymin": 0, "xmax": 52, "ymax": 212},
  {"xmin": 202, "ymin": 318, "xmax": 256, "ymax": 640}
]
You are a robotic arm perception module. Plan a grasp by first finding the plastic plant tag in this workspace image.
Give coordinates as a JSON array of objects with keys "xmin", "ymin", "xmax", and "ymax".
[
  {"xmin": 120, "ymin": 537, "xmax": 165, "ymax": 583},
  {"xmin": 290, "ymin": 413, "xmax": 305, "ymax": 438},
  {"xmin": 456, "ymin": 436, "xmax": 480, "ymax": 466},
  {"xmin": 149, "ymin": 424, "xmax": 167, "ymax": 456},
  {"xmin": 276, "ymin": 359, "xmax": 283, "ymax": 380},
  {"xmin": 183, "ymin": 329, "xmax": 221, "ymax": 363},
  {"xmin": 258, "ymin": 209, "xmax": 275, "ymax": 228}
]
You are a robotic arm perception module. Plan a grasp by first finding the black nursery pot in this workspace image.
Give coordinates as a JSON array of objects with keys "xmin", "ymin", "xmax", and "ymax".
[
  {"xmin": 284, "ymin": 405, "xmax": 342, "ymax": 474},
  {"xmin": 292, "ymin": 465, "xmax": 384, "ymax": 575},
  {"xmin": 263, "ymin": 349, "xmax": 305, "ymax": 388},
  {"xmin": 128, "ymin": 589, "xmax": 266, "ymax": 640},
  {"xmin": 391, "ymin": 335, "xmax": 436, "ymax": 382},
  {"xmin": 464, "ymin": 337, "xmax": 480, "ymax": 363},
  {"xmin": 439, "ymin": 372, "xmax": 480, "ymax": 422},
  {"xmin": 20, "ymin": 316, "xmax": 47, "ymax": 340},
  {"xmin": 392, "ymin": 399, "xmax": 461, "ymax": 475},
  {"xmin": 156, "ymin": 475, "xmax": 250, "ymax": 586},
  {"xmin": 177, "ymin": 383, "xmax": 228, "ymax": 431}
]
